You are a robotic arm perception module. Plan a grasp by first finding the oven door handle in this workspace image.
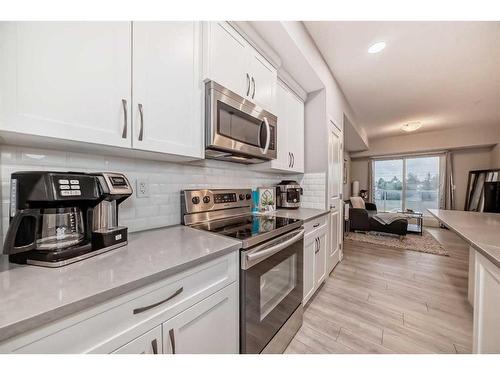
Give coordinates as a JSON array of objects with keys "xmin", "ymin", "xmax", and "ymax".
[
  {"xmin": 245, "ymin": 229, "xmax": 304, "ymax": 264},
  {"xmin": 260, "ymin": 116, "xmax": 271, "ymax": 155}
]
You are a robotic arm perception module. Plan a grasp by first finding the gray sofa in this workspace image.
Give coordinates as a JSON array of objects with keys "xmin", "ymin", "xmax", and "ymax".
[{"xmin": 347, "ymin": 200, "xmax": 408, "ymax": 236}]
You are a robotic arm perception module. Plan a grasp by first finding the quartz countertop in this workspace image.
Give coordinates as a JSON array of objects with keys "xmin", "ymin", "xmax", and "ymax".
[
  {"xmin": 268, "ymin": 208, "xmax": 330, "ymax": 222},
  {"xmin": 0, "ymin": 225, "xmax": 241, "ymax": 343},
  {"xmin": 428, "ymin": 209, "xmax": 500, "ymax": 267}
]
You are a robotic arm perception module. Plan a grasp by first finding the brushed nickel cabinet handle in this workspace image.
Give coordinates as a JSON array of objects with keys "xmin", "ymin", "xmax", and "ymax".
[
  {"xmin": 121, "ymin": 99, "xmax": 128, "ymax": 139},
  {"xmin": 251, "ymin": 76, "xmax": 256, "ymax": 99},
  {"xmin": 288, "ymin": 152, "xmax": 291, "ymax": 168},
  {"xmin": 246, "ymin": 73, "xmax": 251, "ymax": 96},
  {"xmin": 169, "ymin": 328, "xmax": 176, "ymax": 354},
  {"xmin": 291, "ymin": 153, "xmax": 295, "ymax": 168},
  {"xmin": 315, "ymin": 238, "xmax": 320, "ymax": 254},
  {"xmin": 313, "ymin": 223, "xmax": 320, "ymax": 228},
  {"xmin": 138, "ymin": 103, "xmax": 144, "ymax": 141},
  {"xmin": 132, "ymin": 287, "xmax": 183, "ymax": 314},
  {"xmin": 151, "ymin": 338, "xmax": 158, "ymax": 354}
]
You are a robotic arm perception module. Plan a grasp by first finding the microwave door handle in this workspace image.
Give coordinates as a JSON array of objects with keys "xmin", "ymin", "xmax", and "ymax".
[
  {"xmin": 245, "ymin": 229, "xmax": 305, "ymax": 264},
  {"xmin": 260, "ymin": 116, "xmax": 271, "ymax": 155}
]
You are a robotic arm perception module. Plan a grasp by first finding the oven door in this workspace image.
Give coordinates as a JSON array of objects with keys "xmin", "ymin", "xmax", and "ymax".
[
  {"xmin": 240, "ymin": 228, "xmax": 304, "ymax": 354},
  {"xmin": 206, "ymin": 81, "xmax": 277, "ymax": 161}
]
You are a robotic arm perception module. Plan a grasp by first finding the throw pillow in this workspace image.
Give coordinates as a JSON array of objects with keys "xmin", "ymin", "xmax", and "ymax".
[{"xmin": 350, "ymin": 196, "xmax": 366, "ymax": 209}]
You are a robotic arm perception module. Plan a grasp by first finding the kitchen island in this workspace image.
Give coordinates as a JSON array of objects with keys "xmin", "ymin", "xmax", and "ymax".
[{"xmin": 428, "ymin": 209, "xmax": 500, "ymax": 354}]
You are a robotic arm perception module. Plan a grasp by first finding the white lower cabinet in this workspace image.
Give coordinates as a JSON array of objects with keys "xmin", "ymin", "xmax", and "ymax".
[
  {"xmin": 303, "ymin": 214, "xmax": 328, "ymax": 305},
  {"xmin": 315, "ymin": 230, "xmax": 327, "ymax": 286},
  {"xmin": 112, "ymin": 326, "xmax": 162, "ymax": 354},
  {"xmin": 303, "ymin": 236, "xmax": 316, "ymax": 304},
  {"xmin": 328, "ymin": 208, "xmax": 341, "ymax": 273},
  {"xmin": 473, "ymin": 251, "xmax": 500, "ymax": 353},
  {"xmin": 0, "ymin": 252, "xmax": 238, "ymax": 354},
  {"xmin": 162, "ymin": 283, "xmax": 238, "ymax": 354}
]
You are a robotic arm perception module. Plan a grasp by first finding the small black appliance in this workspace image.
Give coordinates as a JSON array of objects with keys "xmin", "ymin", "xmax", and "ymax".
[{"xmin": 3, "ymin": 171, "xmax": 132, "ymax": 267}]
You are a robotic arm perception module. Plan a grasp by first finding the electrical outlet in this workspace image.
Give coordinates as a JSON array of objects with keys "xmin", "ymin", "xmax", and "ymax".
[{"xmin": 136, "ymin": 179, "xmax": 149, "ymax": 198}]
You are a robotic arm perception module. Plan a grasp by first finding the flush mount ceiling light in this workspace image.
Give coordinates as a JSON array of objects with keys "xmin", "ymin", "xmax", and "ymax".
[
  {"xmin": 401, "ymin": 122, "xmax": 422, "ymax": 132},
  {"xmin": 368, "ymin": 41, "xmax": 386, "ymax": 54}
]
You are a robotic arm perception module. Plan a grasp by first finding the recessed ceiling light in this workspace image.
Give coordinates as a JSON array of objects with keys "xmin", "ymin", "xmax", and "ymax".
[
  {"xmin": 368, "ymin": 41, "xmax": 386, "ymax": 54},
  {"xmin": 401, "ymin": 122, "xmax": 422, "ymax": 132}
]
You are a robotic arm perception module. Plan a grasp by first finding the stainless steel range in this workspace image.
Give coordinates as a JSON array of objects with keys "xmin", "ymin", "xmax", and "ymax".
[{"xmin": 181, "ymin": 188, "xmax": 304, "ymax": 354}]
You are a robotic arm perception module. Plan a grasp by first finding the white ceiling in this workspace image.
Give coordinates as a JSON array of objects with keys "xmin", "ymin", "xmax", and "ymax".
[{"xmin": 304, "ymin": 21, "xmax": 500, "ymax": 140}]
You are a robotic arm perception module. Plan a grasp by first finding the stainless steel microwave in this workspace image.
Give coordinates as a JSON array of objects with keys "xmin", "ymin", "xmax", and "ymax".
[{"xmin": 205, "ymin": 81, "xmax": 277, "ymax": 164}]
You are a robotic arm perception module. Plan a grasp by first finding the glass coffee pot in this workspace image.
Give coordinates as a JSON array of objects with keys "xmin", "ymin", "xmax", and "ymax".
[{"xmin": 5, "ymin": 207, "xmax": 85, "ymax": 253}]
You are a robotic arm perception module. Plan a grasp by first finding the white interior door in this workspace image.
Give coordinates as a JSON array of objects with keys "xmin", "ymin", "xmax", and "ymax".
[
  {"xmin": 328, "ymin": 120, "xmax": 343, "ymax": 269},
  {"xmin": 0, "ymin": 22, "xmax": 132, "ymax": 147},
  {"xmin": 205, "ymin": 22, "xmax": 249, "ymax": 97},
  {"xmin": 328, "ymin": 121, "xmax": 342, "ymax": 206},
  {"xmin": 315, "ymin": 232, "xmax": 327, "ymax": 286},
  {"xmin": 329, "ymin": 210, "xmax": 340, "ymax": 272},
  {"xmin": 132, "ymin": 22, "xmax": 203, "ymax": 158}
]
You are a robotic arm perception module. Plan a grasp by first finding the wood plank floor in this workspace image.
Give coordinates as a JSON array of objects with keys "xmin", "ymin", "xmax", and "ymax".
[{"xmin": 285, "ymin": 227, "xmax": 473, "ymax": 354}]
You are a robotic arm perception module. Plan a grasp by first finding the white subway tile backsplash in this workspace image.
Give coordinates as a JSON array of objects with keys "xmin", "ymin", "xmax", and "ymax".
[
  {"xmin": 298, "ymin": 172, "xmax": 326, "ymax": 210},
  {"xmin": 1, "ymin": 146, "xmax": 317, "ymax": 238}
]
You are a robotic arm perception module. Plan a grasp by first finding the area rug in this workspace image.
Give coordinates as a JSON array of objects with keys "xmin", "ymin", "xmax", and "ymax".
[{"xmin": 345, "ymin": 229, "xmax": 449, "ymax": 256}]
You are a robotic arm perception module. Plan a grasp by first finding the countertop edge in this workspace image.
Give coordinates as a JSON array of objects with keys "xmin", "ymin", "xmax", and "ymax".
[
  {"xmin": 301, "ymin": 210, "xmax": 330, "ymax": 221},
  {"xmin": 0, "ymin": 243, "xmax": 240, "ymax": 343},
  {"xmin": 271, "ymin": 208, "xmax": 330, "ymax": 222},
  {"xmin": 428, "ymin": 209, "xmax": 500, "ymax": 268}
]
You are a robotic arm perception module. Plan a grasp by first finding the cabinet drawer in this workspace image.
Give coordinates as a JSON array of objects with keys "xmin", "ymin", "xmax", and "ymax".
[
  {"xmin": 4, "ymin": 251, "xmax": 237, "ymax": 353},
  {"xmin": 304, "ymin": 214, "xmax": 328, "ymax": 235}
]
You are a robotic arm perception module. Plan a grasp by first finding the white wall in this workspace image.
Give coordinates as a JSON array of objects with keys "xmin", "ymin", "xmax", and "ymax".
[
  {"xmin": 282, "ymin": 22, "xmax": 365, "ymax": 144},
  {"xmin": 452, "ymin": 147, "xmax": 493, "ymax": 210},
  {"xmin": 350, "ymin": 158, "xmax": 370, "ymax": 195},
  {"xmin": 491, "ymin": 144, "xmax": 500, "ymax": 169},
  {"xmin": 343, "ymin": 151, "xmax": 351, "ymax": 198},
  {"xmin": 350, "ymin": 124, "xmax": 500, "ymax": 159},
  {"xmin": 0, "ymin": 145, "xmax": 314, "ymax": 245}
]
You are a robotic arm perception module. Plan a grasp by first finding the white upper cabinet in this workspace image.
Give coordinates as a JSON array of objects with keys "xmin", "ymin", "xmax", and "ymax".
[
  {"xmin": 204, "ymin": 22, "xmax": 249, "ymax": 98},
  {"xmin": 203, "ymin": 22, "xmax": 277, "ymax": 112},
  {"xmin": 132, "ymin": 22, "xmax": 203, "ymax": 158},
  {"xmin": 264, "ymin": 81, "xmax": 304, "ymax": 173},
  {"xmin": 287, "ymin": 91, "xmax": 305, "ymax": 173},
  {"xmin": 0, "ymin": 22, "xmax": 132, "ymax": 148},
  {"xmin": 271, "ymin": 83, "xmax": 289, "ymax": 171},
  {"xmin": 248, "ymin": 53, "xmax": 276, "ymax": 111}
]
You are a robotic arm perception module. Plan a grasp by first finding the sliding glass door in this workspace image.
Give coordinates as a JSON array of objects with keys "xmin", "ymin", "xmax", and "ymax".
[
  {"xmin": 373, "ymin": 159, "xmax": 404, "ymax": 212},
  {"xmin": 372, "ymin": 155, "xmax": 440, "ymax": 215}
]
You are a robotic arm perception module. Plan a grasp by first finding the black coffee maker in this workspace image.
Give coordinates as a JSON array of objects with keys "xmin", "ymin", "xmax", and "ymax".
[{"xmin": 3, "ymin": 171, "xmax": 132, "ymax": 267}]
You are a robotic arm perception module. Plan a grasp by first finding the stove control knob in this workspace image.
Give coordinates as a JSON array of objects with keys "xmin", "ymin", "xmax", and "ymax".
[
  {"xmin": 191, "ymin": 196, "xmax": 200, "ymax": 205},
  {"xmin": 239, "ymin": 194, "xmax": 245, "ymax": 201},
  {"xmin": 203, "ymin": 196, "xmax": 211, "ymax": 204},
  {"xmin": 246, "ymin": 193, "xmax": 251, "ymax": 200}
]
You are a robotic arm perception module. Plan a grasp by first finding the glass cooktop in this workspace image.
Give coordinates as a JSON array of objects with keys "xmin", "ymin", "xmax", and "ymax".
[{"xmin": 191, "ymin": 214, "xmax": 302, "ymax": 248}]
